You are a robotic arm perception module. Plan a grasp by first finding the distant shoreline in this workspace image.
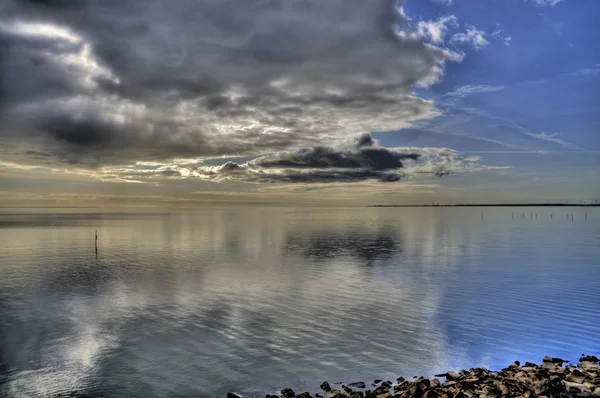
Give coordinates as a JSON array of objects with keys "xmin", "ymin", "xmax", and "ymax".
[{"xmin": 367, "ymin": 204, "xmax": 600, "ymax": 207}]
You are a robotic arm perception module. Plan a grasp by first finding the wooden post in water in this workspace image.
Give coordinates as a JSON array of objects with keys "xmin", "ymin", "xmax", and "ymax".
[{"xmin": 95, "ymin": 230, "xmax": 98, "ymax": 257}]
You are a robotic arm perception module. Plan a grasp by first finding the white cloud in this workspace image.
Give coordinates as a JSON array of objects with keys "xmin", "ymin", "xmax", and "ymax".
[
  {"xmin": 526, "ymin": 0, "xmax": 564, "ymax": 7},
  {"xmin": 492, "ymin": 29, "xmax": 512, "ymax": 46},
  {"xmin": 444, "ymin": 85, "xmax": 505, "ymax": 98},
  {"xmin": 417, "ymin": 15, "xmax": 458, "ymax": 44},
  {"xmin": 431, "ymin": 0, "xmax": 452, "ymax": 6},
  {"xmin": 451, "ymin": 26, "xmax": 489, "ymax": 50},
  {"xmin": 526, "ymin": 132, "xmax": 580, "ymax": 149}
]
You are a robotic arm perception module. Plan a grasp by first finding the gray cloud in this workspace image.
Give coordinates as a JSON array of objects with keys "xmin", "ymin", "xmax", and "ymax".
[
  {"xmin": 95, "ymin": 134, "xmax": 509, "ymax": 184},
  {"xmin": 0, "ymin": 0, "xmax": 459, "ymax": 167}
]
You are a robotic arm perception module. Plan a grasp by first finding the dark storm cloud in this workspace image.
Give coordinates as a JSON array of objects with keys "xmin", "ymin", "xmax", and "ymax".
[
  {"xmin": 249, "ymin": 144, "xmax": 421, "ymax": 171},
  {"xmin": 94, "ymin": 133, "xmax": 509, "ymax": 184},
  {"xmin": 39, "ymin": 115, "xmax": 115, "ymax": 146},
  {"xmin": 0, "ymin": 0, "xmax": 461, "ymax": 168}
]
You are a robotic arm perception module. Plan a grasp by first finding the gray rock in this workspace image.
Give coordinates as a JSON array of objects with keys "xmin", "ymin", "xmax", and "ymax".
[
  {"xmin": 326, "ymin": 390, "xmax": 342, "ymax": 398},
  {"xmin": 446, "ymin": 371, "xmax": 461, "ymax": 381},
  {"xmin": 228, "ymin": 393, "xmax": 243, "ymax": 398},
  {"xmin": 281, "ymin": 388, "xmax": 295, "ymax": 398},
  {"xmin": 295, "ymin": 393, "xmax": 313, "ymax": 398},
  {"xmin": 320, "ymin": 382, "xmax": 332, "ymax": 392},
  {"xmin": 349, "ymin": 382, "xmax": 366, "ymax": 389}
]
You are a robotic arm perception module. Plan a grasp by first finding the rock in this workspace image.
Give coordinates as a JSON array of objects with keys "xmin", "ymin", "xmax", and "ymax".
[
  {"xmin": 381, "ymin": 381, "xmax": 392, "ymax": 390},
  {"xmin": 534, "ymin": 379, "xmax": 550, "ymax": 396},
  {"xmin": 281, "ymin": 389, "xmax": 296, "ymax": 398},
  {"xmin": 321, "ymin": 382, "xmax": 332, "ymax": 392},
  {"xmin": 295, "ymin": 393, "xmax": 313, "ymax": 398},
  {"xmin": 228, "ymin": 393, "xmax": 243, "ymax": 398},
  {"xmin": 564, "ymin": 381, "xmax": 592, "ymax": 394},
  {"xmin": 349, "ymin": 392, "xmax": 364, "ymax": 398},
  {"xmin": 422, "ymin": 391, "xmax": 438, "ymax": 398},
  {"xmin": 446, "ymin": 372, "xmax": 461, "ymax": 381},
  {"xmin": 580, "ymin": 362, "xmax": 600, "ymax": 371},
  {"xmin": 580, "ymin": 355, "xmax": 600, "ymax": 363},
  {"xmin": 396, "ymin": 377, "xmax": 405, "ymax": 384},
  {"xmin": 349, "ymin": 382, "xmax": 366, "ymax": 389},
  {"xmin": 266, "ymin": 395, "xmax": 279, "ymax": 398},
  {"xmin": 430, "ymin": 379, "xmax": 441, "ymax": 389},
  {"xmin": 569, "ymin": 369, "xmax": 590, "ymax": 384},
  {"xmin": 393, "ymin": 383, "xmax": 407, "ymax": 394},
  {"xmin": 408, "ymin": 384, "xmax": 425, "ymax": 398},
  {"xmin": 343, "ymin": 386, "xmax": 353, "ymax": 394},
  {"xmin": 316, "ymin": 395, "xmax": 324, "ymax": 398},
  {"xmin": 374, "ymin": 380, "xmax": 383, "ymax": 385},
  {"xmin": 524, "ymin": 362, "xmax": 538, "ymax": 368},
  {"xmin": 442, "ymin": 382, "xmax": 456, "ymax": 388},
  {"xmin": 509, "ymin": 362, "xmax": 520, "ymax": 369},
  {"xmin": 434, "ymin": 373, "xmax": 447, "ymax": 378},
  {"xmin": 327, "ymin": 390, "xmax": 342, "ymax": 398}
]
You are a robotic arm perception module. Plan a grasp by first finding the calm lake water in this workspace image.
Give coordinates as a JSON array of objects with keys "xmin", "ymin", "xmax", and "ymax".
[{"xmin": 1, "ymin": 207, "xmax": 599, "ymax": 397}]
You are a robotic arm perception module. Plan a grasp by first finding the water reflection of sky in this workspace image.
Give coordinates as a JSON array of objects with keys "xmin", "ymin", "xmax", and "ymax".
[{"xmin": 0, "ymin": 208, "xmax": 599, "ymax": 397}]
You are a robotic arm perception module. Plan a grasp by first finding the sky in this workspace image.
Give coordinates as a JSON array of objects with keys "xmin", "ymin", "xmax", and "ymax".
[{"xmin": 0, "ymin": 0, "xmax": 598, "ymax": 207}]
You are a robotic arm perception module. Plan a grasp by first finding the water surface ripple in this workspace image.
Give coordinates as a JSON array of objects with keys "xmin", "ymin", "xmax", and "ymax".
[{"xmin": 0, "ymin": 207, "xmax": 599, "ymax": 397}]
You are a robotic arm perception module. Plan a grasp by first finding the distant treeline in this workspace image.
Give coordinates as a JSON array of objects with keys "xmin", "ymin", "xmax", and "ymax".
[{"xmin": 367, "ymin": 203, "xmax": 600, "ymax": 207}]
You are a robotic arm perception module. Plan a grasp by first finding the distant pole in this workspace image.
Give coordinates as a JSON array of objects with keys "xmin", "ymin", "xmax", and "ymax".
[{"xmin": 95, "ymin": 230, "xmax": 98, "ymax": 257}]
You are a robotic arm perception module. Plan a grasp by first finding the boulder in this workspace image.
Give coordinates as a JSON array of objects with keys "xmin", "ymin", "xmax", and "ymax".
[
  {"xmin": 408, "ymin": 384, "xmax": 425, "ymax": 398},
  {"xmin": 327, "ymin": 390, "xmax": 342, "ymax": 398},
  {"xmin": 266, "ymin": 395, "xmax": 279, "ymax": 398},
  {"xmin": 422, "ymin": 391, "xmax": 438, "ymax": 398},
  {"xmin": 580, "ymin": 355, "xmax": 600, "ymax": 364},
  {"xmin": 533, "ymin": 379, "xmax": 550, "ymax": 396},
  {"xmin": 374, "ymin": 380, "xmax": 383, "ymax": 385},
  {"xmin": 509, "ymin": 362, "xmax": 520, "ymax": 369},
  {"xmin": 349, "ymin": 392, "xmax": 364, "ymax": 398},
  {"xmin": 569, "ymin": 369, "xmax": 590, "ymax": 384},
  {"xmin": 228, "ymin": 393, "xmax": 243, "ymax": 398},
  {"xmin": 580, "ymin": 362, "xmax": 600, "ymax": 371},
  {"xmin": 321, "ymin": 382, "xmax": 332, "ymax": 392},
  {"xmin": 343, "ymin": 386, "xmax": 353, "ymax": 394},
  {"xmin": 349, "ymin": 382, "xmax": 366, "ymax": 389},
  {"xmin": 564, "ymin": 381, "xmax": 592, "ymax": 394},
  {"xmin": 446, "ymin": 372, "xmax": 461, "ymax": 381},
  {"xmin": 316, "ymin": 395, "xmax": 324, "ymax": 398},
  {"xmin": 381, "ymin": 381, "xmax": 393, "ymax": 389},
  {"xmin": 281, "ymin": 389, "xmax": 295, "ymax": 398},
  {"xmin": 295, "ymin": 393, "xmax": 313, "ymax": 398}
]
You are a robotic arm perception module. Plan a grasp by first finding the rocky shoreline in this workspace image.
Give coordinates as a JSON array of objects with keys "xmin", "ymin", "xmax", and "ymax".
[{"xmin": 229, "ymin": 355, "xmax": 600, "ymax": 398}]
